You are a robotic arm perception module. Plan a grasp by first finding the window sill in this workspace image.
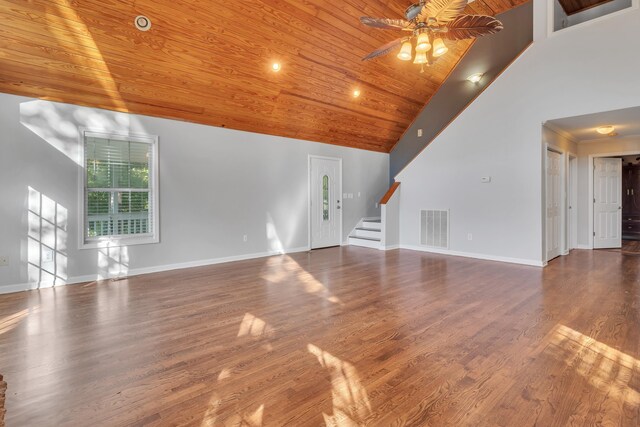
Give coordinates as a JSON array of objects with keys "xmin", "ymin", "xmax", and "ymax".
[{"xmin": 80, "ymin": 236, "xmax": 159, "ymax": 250}]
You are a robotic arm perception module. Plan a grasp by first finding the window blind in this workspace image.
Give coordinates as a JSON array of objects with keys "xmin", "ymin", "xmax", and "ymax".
[{"xmin": 84, "ymin": 135, "xmax": 155, "ymax": 241}]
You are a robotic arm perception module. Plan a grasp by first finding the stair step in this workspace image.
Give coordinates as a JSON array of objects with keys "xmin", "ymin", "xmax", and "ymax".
[
  {"xmin": 362, "ymin": 221, "xmax": 382, "ymax": 230},
  {"xmin": 349, "ymin": 236, "xmax": 381, "ymax": 242},
  {"xmin": 353, "ymin": 227, "xmax": 382, "ymax": 239},
  {"xmin": 348, "ymin": 235, "xmax": 382, "ymax": 249}
]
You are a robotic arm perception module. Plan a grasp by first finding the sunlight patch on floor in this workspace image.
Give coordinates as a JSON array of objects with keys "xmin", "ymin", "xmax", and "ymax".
[
  {"xmin": 262, "ymin": 256, "xmax": 343, "ymax": 305},
  {"xmin": 308, "ymin": 343, "xmax": 372, "ymax": 426},
  {"xmin": 237, "ymin": 313, "xmax": 275, "ymax": 338},
  {"xmin": 550, "ymin": 324, "xmax": 640, "ymax": 407},
  {"xmin": 200, "ymin": 391, "xmax": 264, "ymax": 427},
  {"xmin": 200, "ymin": 392, "xmax": 222, "ymax": 427},
  {"xmin": 0, "ymin": 307, "xmax": 39, "ymax": 336}
]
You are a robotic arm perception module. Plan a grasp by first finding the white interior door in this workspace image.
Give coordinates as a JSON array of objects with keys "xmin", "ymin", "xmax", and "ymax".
[
  {"xmin": 546, "ymin": 150, "xmax": 562, "ymax": 261},
  {"xmin": 310, "ymin": 157, "xmax": 341, "ymax": 249},
  {"xmin": 594, "ymin": 157, "xmax": 622, "ymax": 249},
  {"xmin": 568, "ymin": 156, "xmax": 578, "ymax": 250}
]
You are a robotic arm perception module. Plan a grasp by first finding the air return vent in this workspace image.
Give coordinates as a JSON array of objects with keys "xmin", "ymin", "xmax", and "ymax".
[{"xmin": 420, "ymin": 209, "xmax": 449, "ymax": 249}]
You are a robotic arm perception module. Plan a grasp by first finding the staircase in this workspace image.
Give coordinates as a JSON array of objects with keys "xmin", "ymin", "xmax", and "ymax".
[
  {"xmin": 348, "ymin": 182, "xmax": 400, "ymax": 251},
  {"xmin": 348, "ymin": 218, "xmax": 382, "ymax": 249}
]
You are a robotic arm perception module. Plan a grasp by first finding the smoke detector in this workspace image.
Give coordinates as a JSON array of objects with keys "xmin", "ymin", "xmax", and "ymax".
[{"xmin": 134, "ymin": 15, "xmax": 152, "ymax": 31}]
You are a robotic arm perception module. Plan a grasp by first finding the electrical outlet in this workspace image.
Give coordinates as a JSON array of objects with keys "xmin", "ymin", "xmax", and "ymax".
[
  {"xmin": 467, "ymin": 233, "xmax": 473, "ymax": 241},
  {"xmin": 417, "ymin": 129, "xmax": 423, "ymax": 137},
  {"xmin": 0, "ymin": 256, "xmax": 8, "ymax": 267},
  {"xmin": 243, "ymin": 235, "xmax": 248, "ymax": 242}
]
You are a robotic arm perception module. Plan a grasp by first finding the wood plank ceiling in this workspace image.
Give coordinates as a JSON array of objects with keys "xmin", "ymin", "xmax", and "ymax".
[
  {"xmin": 0, "ymin": 0, "xmax": 526, "ymax": 152},
  {"xmin": 557, "ymin": 0, "xmax": 613, "ymax": 15}
]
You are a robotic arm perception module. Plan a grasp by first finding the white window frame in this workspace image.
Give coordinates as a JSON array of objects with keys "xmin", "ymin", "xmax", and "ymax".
[
  {"xmin": 78, "ymin": 129, "xmax": 160, "ymax": 249},
  {"xmin": 547, "ymin": 0, "xmax": 638, "ymax": 37}
]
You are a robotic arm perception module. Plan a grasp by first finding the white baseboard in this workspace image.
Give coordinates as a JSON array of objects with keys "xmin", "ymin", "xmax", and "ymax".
[
  {"xmin": 382, "ymin": 244, "xmax": 400, "ymax": 250},
  {"xmin": 400, "ymin": 245, "xmax": 545, "ymax": 267},
  {"xmin": 0, "ymin": 246, "xmax": 309, "ymax": 295}
]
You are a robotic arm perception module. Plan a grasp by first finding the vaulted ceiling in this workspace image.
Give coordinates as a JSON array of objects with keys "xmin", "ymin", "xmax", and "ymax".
[{"xmin": 0, "ymin": 0, "xmax": 526, "ymax": 152}]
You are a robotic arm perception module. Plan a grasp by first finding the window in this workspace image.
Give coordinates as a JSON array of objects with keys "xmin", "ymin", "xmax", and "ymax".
[
  {"xmin": 322, "ymin": 175, "xmax": 329, "ymax": 221},
  {"xmin": 81, "ymin": 131, "xmax": 159, "ymax": 248},
  {"xmin": 551, "ymin": 0, "xmax": 635, "ymax": 32}
]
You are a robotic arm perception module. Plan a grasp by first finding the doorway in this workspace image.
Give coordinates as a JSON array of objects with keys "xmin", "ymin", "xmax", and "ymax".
[
  {"xmin": 568, "ymin": 155, "xmax": 577, "ymax": 250},
  {"xmin": 309, "ymin": 156, "xmax": 342, "ymax": 249},
  {"xmin": 546, "ymin": 149, "xmax": 562, "ymax": 261},
  {"xmin": 621, "ymin": 156, "xmax": 640, "ymax": 245}
]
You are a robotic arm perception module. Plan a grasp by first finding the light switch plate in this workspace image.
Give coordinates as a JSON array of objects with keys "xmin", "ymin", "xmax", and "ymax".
[
  {"xmin": 481, "ymin": 176, "xmax": 491, "ymax": 183},
  {"xmin": 0, "ymin": 256, "xmax": 8, "ymax": 267},
  {"xmin": 417, "ymin": 129, "xmax": 423, "ymax": 137}
]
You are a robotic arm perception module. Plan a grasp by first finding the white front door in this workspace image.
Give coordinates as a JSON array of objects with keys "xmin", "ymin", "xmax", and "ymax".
[
  {"xmin": 594, "ymin": 157, "xmax": 622, "ymax": 249},
  {"xmin": 310, "ymin": 157, "xmax": 341, "ymax": 249},
  {"xmin": 546, "ymin": 150, "xmax": 562, "ymax": 261}
]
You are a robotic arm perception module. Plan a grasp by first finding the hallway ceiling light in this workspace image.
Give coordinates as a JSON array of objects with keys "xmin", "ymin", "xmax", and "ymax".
[
  {"xmin": 271, "ymin": 62, "xmax": 282, "ymax": 72},
  {"xmin": 596, "ymin": 125, "xmax": 615, "ymax": 135}
]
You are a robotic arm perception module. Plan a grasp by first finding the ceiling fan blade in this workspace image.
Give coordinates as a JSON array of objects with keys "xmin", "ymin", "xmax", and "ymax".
[
  {"xmin": 420, "ymin": 0, "xmax": 468, "ymax": 25},
  {"xmin": 362, "ymin": 37, "xmax": 408, "ymax": 61},
  {"xmin": 360, "ymin": 17, "xmax": 414, "ymax": 31},
  {"xmin": 405, "ymin": 3, "xmax": 423, "ymax": 20},
  {"xmin": 443, "ymin": 15, "xmax": 503, "ymax": 40}
]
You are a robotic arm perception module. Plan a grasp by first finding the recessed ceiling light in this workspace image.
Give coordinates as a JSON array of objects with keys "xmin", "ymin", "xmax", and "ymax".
[
  {"xmin": 596, "ymin": 125, "xmax": 615, "ymax": 135},
  {"xmin": 134, "ymin": 15, "xmax": 152, "ymax": 31},
  {"xmin": 353, "ymin": 89, "xmax": 361, "ymax": 98},
  {"xmin": 271, "ymin": 62, "xmax": 281, "ymax": 72},
  {"xmin": 467, "ymin": 73, "xmax": 484, "ymax": 83}
]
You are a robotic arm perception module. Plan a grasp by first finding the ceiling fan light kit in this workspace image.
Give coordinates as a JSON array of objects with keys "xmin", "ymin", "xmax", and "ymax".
[
  {"xmin": 397, "ymin": 41, "xmax": 414, "ymax": 60},
  {"xmin": 415, "ymin": 32, "xmax": 432, "ymax": 52},
  {"xmin": 432, "ymin": 37, "xmax": 448, "ymax": 56},
  {"xmin": 360, "ymin": 0, "xmax": 503, "ymax": 72},
  {"xmin": 414, "ymin": 52, "xmax": 428, "ymax": 64}
]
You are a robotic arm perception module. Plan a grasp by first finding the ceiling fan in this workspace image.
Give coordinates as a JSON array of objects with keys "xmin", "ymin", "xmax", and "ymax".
[{"xmin": 360, "ymin": 0, "xmax": 503, "ymax": 72}]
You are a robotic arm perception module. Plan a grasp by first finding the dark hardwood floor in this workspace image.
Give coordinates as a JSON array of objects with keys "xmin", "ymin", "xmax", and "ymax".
[
  {"xmin": 622, "ymin": 240, "xmax": 640, "ymax": 254},
  {"xmin": 0, "ymin": 247, "xmax": 638, "ymax": 426}
]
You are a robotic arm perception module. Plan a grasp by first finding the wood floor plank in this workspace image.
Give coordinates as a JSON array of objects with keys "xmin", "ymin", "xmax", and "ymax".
[{"xmin": 0, "ymin": 247, "xmax": 639, "ymax": 426}]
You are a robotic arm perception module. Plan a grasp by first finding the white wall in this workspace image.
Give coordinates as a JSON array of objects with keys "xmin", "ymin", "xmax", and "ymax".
[
  {"xmin": 397, "ymin": 0, "xmax": 640, "ymax": 266},
  {"xmin": 544, "ymin": 126, "xmax": 578, "ymax": 155},
  {"xmin": 381, "ymin": 187, "xmax": 400, "ymax": 250},
  {"xmin": 576, "ymin": 136, "xmax": 640, "ymax": 246},
  {"xmin": 0, "ymin": 93, "xmax": 389, "ymax": 292}
]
